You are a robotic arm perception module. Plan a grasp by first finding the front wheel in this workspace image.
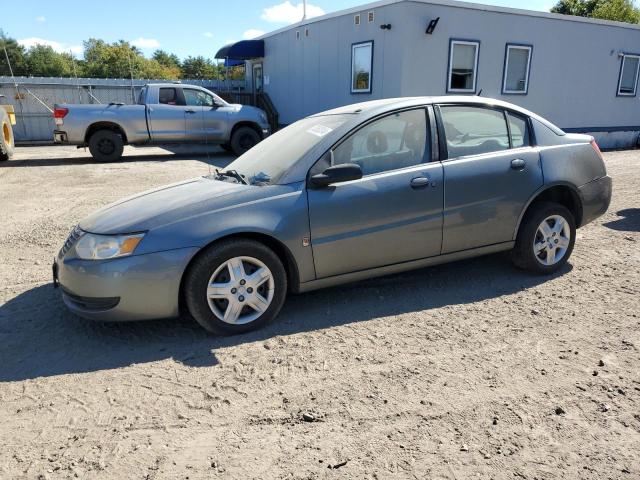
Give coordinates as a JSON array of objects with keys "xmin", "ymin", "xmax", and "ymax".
[
  {"xmin": 184, "ymin": 239, "xmax": 287, "ymax": 335},
  {"xmin": 512, "ymin": 201, "xmax": 576, "ymax": 274},
  {"xmin": 88, "ymin": 129, "xmax": 124, "ymax": 162},
  {"xmin": 230, "ymin": 126, "xmax": 261, "ymax": 156},
  {"xmin": 0, "ymin": 108, "xmax": 15, "ymax": 161}
]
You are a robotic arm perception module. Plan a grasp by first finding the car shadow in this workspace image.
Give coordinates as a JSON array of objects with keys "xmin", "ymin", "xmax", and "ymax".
[
  {"xmin": 0, "ymin": 151, "xmax": 234, "ymax": 168},
  {"xmin": 0, "ymin": 252, "xmax": 572, "ymax": 382},
  {"xmin": 603, "ymin": 208, "xmax": 640, "ymax": 232}
]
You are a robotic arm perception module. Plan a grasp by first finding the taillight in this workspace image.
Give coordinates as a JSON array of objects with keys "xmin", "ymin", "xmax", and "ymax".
[
  {"xmin": 53, "ymin": 107, "xmax": 68, "ymax": 119},
  {"xmin": 590, "ymin": 138, "xmax": 603, "ymax": 159}
]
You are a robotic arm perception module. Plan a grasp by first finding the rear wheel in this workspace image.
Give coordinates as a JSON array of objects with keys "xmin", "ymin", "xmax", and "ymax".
[
  {"xmin": 512, "ymin": 202, "xmax": 576, "ymax": 274},
  {"xmin": 88, "ymin": 129, "xmax": 124, "ymax": 162},
  {"xmin": 0, "ymin": 109, "xmax": 15, "ymax": 161},
  {"xmin": 230, "ymin": 126, "xmax": 260, "ymax": 156},
  {"xmin": 220, "ymin": 143, "xmax": 233, "ymax": 153},
  {"xmin": 184, "ymin": 239, "xmax": 287, "ymax": 335}
]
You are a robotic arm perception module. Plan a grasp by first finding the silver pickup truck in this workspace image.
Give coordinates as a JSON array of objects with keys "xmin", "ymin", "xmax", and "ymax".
[{"xmin": 53, "ymin": 83, "xmax": 270, "ymax": 161}]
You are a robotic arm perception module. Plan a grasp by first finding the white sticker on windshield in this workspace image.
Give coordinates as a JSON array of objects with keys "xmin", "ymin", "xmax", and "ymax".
[{"xmin": 307, "ymin": 124, "xmax": 333, "ymax": 137}]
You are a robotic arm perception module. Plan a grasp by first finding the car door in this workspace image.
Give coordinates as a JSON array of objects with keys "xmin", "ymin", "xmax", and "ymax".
[
  {"xmin": 183, "ymin": 88, "xmax": 228, "ymax": 142},
  {"xmin": 436, "ymin": 104, "xmax": 543, "ymax": 254},
  {"xmin": 307, "ymin": 108, "xmax": 444, "ymax": 279},
  {"xmin": 148, "ymin": 87, "xmax": 188, "ymax": 142}
]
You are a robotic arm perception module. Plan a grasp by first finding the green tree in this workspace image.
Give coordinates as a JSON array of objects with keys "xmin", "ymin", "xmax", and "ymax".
[
  {"xmin": 0, "ymin": 31, "xmax": 28, "ymax": 76},
  {"xmin": 181, "ymin": 56, "xmax": 217, "ymax": 79},
  {"xmin": 592, "ymin": 0, "xmax": 640, "ymax": 21},
  {"xmin": 153, "ymin": 50, "xmax": 181, "ymax": 69},
  {"xmin": 551, "ymin": 0, "xmax": 640, "ymax": 23},
  {"xmin": 25, "ymin": 45, "xmax": 76, "ymax": 77}
]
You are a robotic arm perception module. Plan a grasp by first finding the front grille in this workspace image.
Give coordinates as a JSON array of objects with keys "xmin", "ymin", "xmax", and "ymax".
[
  {"xmin": 61, "ymin": 288, "xmax": 120, "ymax": 311},
  {"xmin": 58, "ymin": 226, "xmax": 83, "ymax": 258}
]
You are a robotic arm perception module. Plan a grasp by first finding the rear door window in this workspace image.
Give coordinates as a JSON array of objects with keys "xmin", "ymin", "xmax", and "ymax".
[
  {"xmin": 158, "ymin": 87, "xmax": 184, "ymax": 106},
  {"xmin": 439, "ymin": 105, "xmax": 509, "ymax": 158}
]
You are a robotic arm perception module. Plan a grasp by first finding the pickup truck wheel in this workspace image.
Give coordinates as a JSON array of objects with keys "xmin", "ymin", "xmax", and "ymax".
[
  {"xmin": 0, "ymin": 109, "xmax": 14, "ymax": 161},
  {"xmin": 88, "ymin": 129, "xmax": 124, "ymax": 162},
  {"xmin": 220, "ymin": 143, "xmax": 233, "ymax": 153},
  {"xmin": 230, "ymin": 126, "xmax": 260, "ymax": 156}
]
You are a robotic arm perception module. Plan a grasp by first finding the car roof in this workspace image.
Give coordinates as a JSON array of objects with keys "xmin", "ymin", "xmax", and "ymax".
[{"xmin": 312, "ymin": 96, "xmax": 564, "ymax": 135}]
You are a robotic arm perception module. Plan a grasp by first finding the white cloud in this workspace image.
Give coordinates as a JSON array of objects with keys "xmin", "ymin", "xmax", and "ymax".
[
  {"xmin": 36, "ymin": 16, "xmax": 46, "ymax": 22},
  {"xmin": 203, "ymin": 32, "xmax": 213, "ymax": 38},
  {"xmin": 242, "ymin": 29, "xmax": 265, "ymax": 40},
  {"xmin": 131, "ymin": 37, "xmax": 160, "ymax": 49},
  {"xmin": 18, "ymin": 37, "xmax": 82, "ymax": 55},
  {"xmin": 261, "ymin": 1, "xmax": 325, "ymax": 24}
]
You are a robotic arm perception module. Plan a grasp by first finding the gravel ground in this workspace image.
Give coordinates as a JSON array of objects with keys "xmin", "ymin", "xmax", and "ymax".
[{"xmin": 0, "ymin": 146, "xmax": 639, "ymax": 480}]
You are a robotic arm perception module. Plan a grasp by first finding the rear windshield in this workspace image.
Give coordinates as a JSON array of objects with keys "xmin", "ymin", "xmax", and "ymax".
[{"xmin": 226, "ymin": 114, "xmax": 351, "ymax": 185}]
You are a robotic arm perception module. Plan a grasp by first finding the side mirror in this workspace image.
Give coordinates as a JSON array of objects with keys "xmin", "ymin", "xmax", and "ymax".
[{"xmin": 310, "ymin": 163, "xmax": 362, "ymax": 188}]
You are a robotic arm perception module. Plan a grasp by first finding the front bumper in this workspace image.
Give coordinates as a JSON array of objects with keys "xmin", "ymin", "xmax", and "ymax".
[
  {"xmin": 54, "ymin": 247, "xmax": 199, "ymax": 322},
  {"xmin": 579, "ymin": 175, "xmax": 612, "ymax": 226}
]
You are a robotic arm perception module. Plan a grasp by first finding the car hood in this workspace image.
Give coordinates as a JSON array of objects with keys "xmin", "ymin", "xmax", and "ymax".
[{"xmin": 79, "ymin": 176, "xmax": 284, "ymax": 235}]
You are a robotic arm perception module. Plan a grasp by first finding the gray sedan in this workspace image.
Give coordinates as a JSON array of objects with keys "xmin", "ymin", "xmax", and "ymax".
[{"xmin": 53, "ymin": 97, "xmax": 612, "ymax": 334}]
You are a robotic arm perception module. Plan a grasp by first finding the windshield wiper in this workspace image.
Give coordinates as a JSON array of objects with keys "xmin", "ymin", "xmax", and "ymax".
[{"xmin": 215, "ymin": 169, "xmax": 247, "ymax": 185}]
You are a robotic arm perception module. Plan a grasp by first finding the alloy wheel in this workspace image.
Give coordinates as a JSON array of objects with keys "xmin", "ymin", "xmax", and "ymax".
[
  {"xmin": 533, "ymin": 214, "xmax": 571, "ymax": 266},
  {"xmin": 206, "ymin": 256, "xmax": 275, "ymax": 325}
]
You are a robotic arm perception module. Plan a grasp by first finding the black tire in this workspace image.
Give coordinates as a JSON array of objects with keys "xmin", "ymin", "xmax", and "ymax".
[
  {"xmin": 184, "ymin": 239, "xmax": 287, "ymax": 335},
  {"xmin": 220, "ymin": 143, "xmax": 233, "ymax": 153},
  {"xmin": 230, "ymin": 126, "xmax": 261, "ymax": 156},
  {"xmin": 0, "ymin": 108, "xmax": 15, "ymax": 161},
  {"xmin": 512, "ymin": 201, "xmax": 576, "ymax": 275},
  {"xmin": 88, "ymin": 129, "xmax": 124, "ymax": 162}
]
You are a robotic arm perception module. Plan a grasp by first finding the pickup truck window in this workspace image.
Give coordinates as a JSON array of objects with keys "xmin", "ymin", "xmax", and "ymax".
[
  {"xmin": 184, "ymin": 89, "xmax": 215, "ymax": 107},
  {"xmin": 159, "ymin": 88, "xmax": 184, "ymax": 106}
]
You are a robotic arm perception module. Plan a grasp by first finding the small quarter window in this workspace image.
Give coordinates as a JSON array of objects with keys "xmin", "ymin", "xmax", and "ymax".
[
  {"xmin": 503, "ymin": 44, "xmax": 532, "ymax": 94},
  {"xmin": 507, "ymin": 112, "xmax": 531, "ymax": 148},
  {"xmin": 448, "ymin": 40, "xmax": 479, "ymax": 93},
  {"xmin": 617, "ymin": 53, "xmax": 640, "ymax": 96},
  {"xmin": 351, "ymin": 41, "xmax": 373, "ymax": 93},
  {"xmin": 439, "ymin": 105, "xmax": 509, "ymax": 158}
]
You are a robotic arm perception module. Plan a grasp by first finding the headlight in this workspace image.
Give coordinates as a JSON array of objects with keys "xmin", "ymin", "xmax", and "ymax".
[{"xmin": 74, "ymin": 233, "xmax": 145, "ymax": 260}]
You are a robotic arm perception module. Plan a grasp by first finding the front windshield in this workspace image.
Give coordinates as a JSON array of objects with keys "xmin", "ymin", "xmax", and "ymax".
[{"xmin": 226, "ymin": 114, "xmax": 351, "ymax": 185}]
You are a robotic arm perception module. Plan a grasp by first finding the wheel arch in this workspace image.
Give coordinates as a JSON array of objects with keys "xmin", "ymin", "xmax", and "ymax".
[
  {"xmin": 230, "ymin": 121, "xmax": 263, "ymax": 140},
  {"xmin": 514, "ymin": 182, "xmax": 584, "ymax": 240},
  {"xmin": 84, "ymin": 121, "xmax": 128, "ymax": 145},
  {"xmin": 178, "ymin": 231, "xmax": 301, "ymax": 315}
]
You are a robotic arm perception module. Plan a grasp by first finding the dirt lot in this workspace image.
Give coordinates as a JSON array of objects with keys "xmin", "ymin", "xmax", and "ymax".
[{"xmin": 0, "ymin": 145, "xmax": 639, "ymax": 479}]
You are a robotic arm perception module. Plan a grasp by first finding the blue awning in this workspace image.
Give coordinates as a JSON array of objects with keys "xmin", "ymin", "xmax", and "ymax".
[
  {"xmin": 224, "ymin": 59, "xmax": 245, "ymax": 67},
  {"xmin": 215, "ymin": 40, "xmax": 264, "ymax": 60}
]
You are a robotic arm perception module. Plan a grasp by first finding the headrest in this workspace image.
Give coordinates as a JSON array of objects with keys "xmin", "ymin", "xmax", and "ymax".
[{"xmin": 366, "ymin": 130, "xmax": 388, "ymax": 154}]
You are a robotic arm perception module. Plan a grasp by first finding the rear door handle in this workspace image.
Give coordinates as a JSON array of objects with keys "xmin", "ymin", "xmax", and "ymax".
[
  {"xmin": 185, "ymin": 109, "xmax": 197, "ymax": 114},
  {"xmin": 410, "ymin": 177, "xmax": 432, "ymax": 189},
  {"xmin": 511, "ymin": 158, "xmax": 526, "ymax": 170}
]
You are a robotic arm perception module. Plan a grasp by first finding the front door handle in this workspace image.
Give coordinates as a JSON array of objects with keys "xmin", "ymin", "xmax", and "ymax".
[
  {"xmin": 410, "ymin": 177, "xmax": 431, "ymax": 189},
  {"xmin": 511, "ymin": 158, "xmax": 526, "ymax": 170},
  {"xmin": 185, "ymin": 109, "xmax": 197, "ymax": 114}
]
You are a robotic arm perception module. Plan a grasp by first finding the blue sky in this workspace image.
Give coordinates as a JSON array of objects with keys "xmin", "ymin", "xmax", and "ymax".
[{"xmin": 3, "ymin": 0, "xmax": 555, "ymax": 60}]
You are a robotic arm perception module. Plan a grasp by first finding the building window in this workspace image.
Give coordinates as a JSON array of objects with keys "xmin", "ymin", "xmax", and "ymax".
[
  {"xmin": 354, "ymin": 14, "xmax": 361, "ymax": 25},
  {"xmin": 368, "ymin": 11, "xmax": 375, "ymax": 22},
  {"xmin": 617, "ymin": 53, "xmax": 640, "ymax": 96},
  {"xmin": 295, "ymin": 30, "xmax": 300, "ymax": 39},
  {"xmin": 351, "ymin": 41, "xmax": 373, "ymax": 93},
  {"xmin": 447, "ymin": 40, "xmax": 479, "ymax": 93},
  {"xmin": 305, "ymin": 28, "xmax": 309, "ymax": 37},
  {"xmin": 503, "ymin": 44, "xmax": 532, "ymax": 94}
]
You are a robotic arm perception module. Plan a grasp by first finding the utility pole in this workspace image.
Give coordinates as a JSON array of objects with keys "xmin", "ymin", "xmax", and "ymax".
[{"xmin": 302, "ymin": 0, "xmax": 307, "ymax": 20}]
